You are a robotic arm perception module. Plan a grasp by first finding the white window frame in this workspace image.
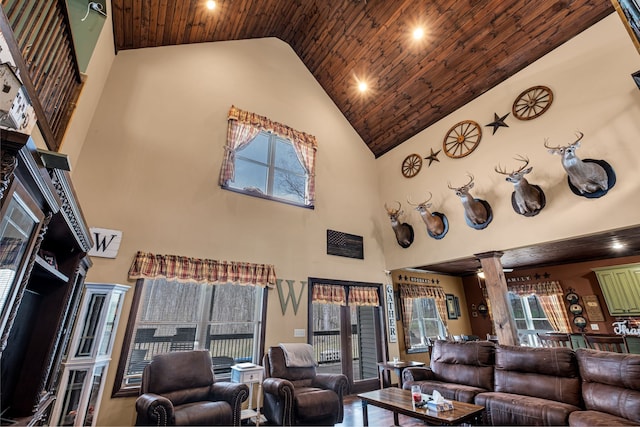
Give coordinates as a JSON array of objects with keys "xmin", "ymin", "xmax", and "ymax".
[
  {"xmin": 508, "ymin": 292, "xmax": 554, "ymax": 346},
  {"xmin": 407, "ymin": 297, "xmax": 446, "ymax": 352},
  {"xmin": 225, "ymin": 130, "xmax": 310, "ymax": 208}
]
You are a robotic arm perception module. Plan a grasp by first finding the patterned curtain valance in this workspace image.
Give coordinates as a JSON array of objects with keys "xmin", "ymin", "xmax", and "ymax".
[
  {"xmin": 228, "ymin": 105, "xmax": 318, "ymax": 149},
  {"xmin": 399, "ymin": 283, "xmax": 446, "ymax": 299},
  {"xmin": 312, "ymin": 284, "xmax": 346, "ymax": 305},
  {"xmin": 348, "ymin": 286, "xmax": 380, "ymax": 307},
  {"xmin": 507, "ymin": 280, "xmax": 563, "ymax": 296},
  {"xmin": 128, "ymin": 251, "xmax": 276, "ymax": 287}
]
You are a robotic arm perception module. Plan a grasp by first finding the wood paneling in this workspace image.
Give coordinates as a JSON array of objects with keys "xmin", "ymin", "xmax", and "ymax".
[{"xmin": 110, "ymin": 0, "xmax": 613, "ymax": 157}]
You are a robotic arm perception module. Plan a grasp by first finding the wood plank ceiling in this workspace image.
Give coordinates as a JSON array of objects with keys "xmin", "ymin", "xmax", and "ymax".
[
  {"xmin": 110, "ymin": 0, "xmax": 613, "ymax": 158},
  {"xmin": 109, "ymin": 1, "xmax": 639, "ymax": 275}
]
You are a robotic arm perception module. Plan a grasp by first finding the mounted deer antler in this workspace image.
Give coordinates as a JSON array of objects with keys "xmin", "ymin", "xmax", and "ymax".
[
  {"xmin": 384, "ymin": 201, "xmax": 414, "ymax": 248},
  {"xmin": 448, "ymin": 174, "xmax": 491, "ymax": 227},
  {"xmin": 545, "ymin": 132, "xmax": 610, "ymax": 195},
  {"xmin": 495, "ymin": 155, "xmax": 545, "ymax": 216},
  {"xmin": 407, "ymin": 193, "xmax": 447, "ymax": 238}
]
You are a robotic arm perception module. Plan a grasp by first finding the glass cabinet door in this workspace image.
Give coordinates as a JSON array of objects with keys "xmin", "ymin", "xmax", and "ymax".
[
  {"xmin": 0, "ymin": 181, "xmax": 43, "ymax": 339},
  {"xmin": 83, "ymin": 365, "xmax": 105, "ymax": 426},
  {"xmin": 57, "ymin": 369, "xmax": 89, "ymax": 426},
  {"xmin": 98, "ymin": 292, "xmax": 123, "ymax": 356},
  {"xmin": 75, "ymin": 293, "xmax": 107, "ymax": 357}
]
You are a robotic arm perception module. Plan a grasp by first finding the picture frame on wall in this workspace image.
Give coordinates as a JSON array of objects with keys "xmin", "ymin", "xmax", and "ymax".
[
  {"xmin": 446, "ymin": 294, "xmax": 458, "ymax": 319},
  {"xmin": 611, "ymin": 0, "xmax": 640, "ymax": 54}
]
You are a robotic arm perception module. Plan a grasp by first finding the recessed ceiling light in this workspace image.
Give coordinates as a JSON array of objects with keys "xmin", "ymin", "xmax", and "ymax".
[
  {"xmin": 412, "ymin": 27, "xmax": 425, "ymax": 40},
  {"xmin": 358, "ymin": 81, "xmax": 368, "ymax": 92},
  {"xmin": 206, "ymin": 1, "xmax": 216, "ymax": 10},
  {"xmin": 612, "ymin": 242, "xmax": 625, "ymax": 250}
]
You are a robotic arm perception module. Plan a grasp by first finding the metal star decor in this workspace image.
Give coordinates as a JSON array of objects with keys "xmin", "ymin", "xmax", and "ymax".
[
  {"xmin": 424, "ymin": 147, "xmax": 441, "ymax": 166},
  {"xmin": 486, "ymin": 112, "xmax": 509, "ymax": 135}
]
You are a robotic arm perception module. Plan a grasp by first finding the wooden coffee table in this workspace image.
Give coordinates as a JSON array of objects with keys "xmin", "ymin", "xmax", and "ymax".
[{"xmin": 357, "ymin": 387, "xmax": 484, "ymax": 426}]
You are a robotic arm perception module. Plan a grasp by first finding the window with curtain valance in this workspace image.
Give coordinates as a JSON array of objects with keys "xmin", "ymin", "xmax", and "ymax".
[
  {"xmin": 311, "ymin": 283, "xmax": 380, "ymax": 306},
  {"xmin": 128, "ymin": 250, "xmax": 276, "ymax": 287},
  {"xmin": 113, "ymin": 251, "xmax": 273, "ymax": 396},
  {"xmin": 399, "ymin": 284, "xmax": 449, "ymax": 352},
  {"xmin": 507, "ymin": 280, "xmax": 572, "ymax": 345},
  {"xmin": 218, "ymin": 105, "xmax": 317, "ymax": 208}
]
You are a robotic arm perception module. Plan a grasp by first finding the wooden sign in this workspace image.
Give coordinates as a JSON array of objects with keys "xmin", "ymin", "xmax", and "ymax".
[
  {"xmin": 385, "ymin": 284, "xmax": 397, "ymax": 343},
  {"xmin": 88, "ymin": 227, "xmax": 122, "ymax": 258},
  {"xmin": 583, "ymin": 294, "xmax": 605, "ymax": 322}
]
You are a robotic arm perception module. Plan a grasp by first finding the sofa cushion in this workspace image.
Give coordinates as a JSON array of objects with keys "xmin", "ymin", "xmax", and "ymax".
[
  {"xmin": 173, "ymin": 401, "xmax": 232, "ymax": 426},
  {"xmin": 294, "ymin": 388, "xmax": 339, "ymax": 422},
  {"xmin": 476, "ymin": 392, "xmax": 581, "ymax": 426},
  {"xmin": 431, "ymin": 340, "xmax": 495, "ymax": 391},
  {"xmin": 494, "ymin": 345, "xmax": 581, "ymax": 407},
  {"xmin": 569, "ymin": 410, "xmax": 640, "ymax": 426},
  {"xmin": 575, "ymin": 348, "xmax": 640, "ymax": 423}
]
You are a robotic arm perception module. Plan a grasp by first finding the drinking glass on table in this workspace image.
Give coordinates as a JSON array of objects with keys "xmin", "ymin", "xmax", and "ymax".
[{"xmin": 411, "ymin": 385, "xmax": 422, "ymax": 404}]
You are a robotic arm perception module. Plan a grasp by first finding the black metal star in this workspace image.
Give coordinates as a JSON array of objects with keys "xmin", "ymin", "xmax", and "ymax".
[
  {"xmin": 424, "ymin": 147, "xmax": 441, "ymax": 166},
  {"xmin": 534, "ymin": 273, "xmax": 541, "ymax": 280},
  {"xmin": 543, "ymin": 272, "xmax": 551, "ymax": 279},
  {"xmin": 486, "ymin": 112, "xmax": 509, "ymax": 135}
]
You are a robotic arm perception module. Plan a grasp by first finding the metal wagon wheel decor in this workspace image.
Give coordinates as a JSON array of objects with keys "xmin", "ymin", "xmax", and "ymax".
[
  {"xmin": 512, "ymin": 85, "xmax": 553, "ymax": 120},
  {"xmin": 443, "ymin": 120, "xmax": 482, "ymax": 158},
  {"xmin": 401, "ymin": 153, "xmax": 423, "ymax": 178}
]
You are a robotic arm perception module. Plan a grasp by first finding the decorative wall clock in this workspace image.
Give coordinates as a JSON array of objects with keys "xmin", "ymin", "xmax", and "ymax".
[
  {"xmin": 573, "ymin": 315, "xmax": 587, "ymax": 330},
  {"xmin": 443, "ymin": 120, "xmax": 482, "ymax": 158},
  {"xmin": 401, "ymin": 154, "xmax": 423, "ymax": 178},
  {"xmin": 512, "ymin": 85, "xmax": 553, "ymax": 120},
  {"xmin": 569, "ymin": 303, "xmax": 583, "ymax": 315}
]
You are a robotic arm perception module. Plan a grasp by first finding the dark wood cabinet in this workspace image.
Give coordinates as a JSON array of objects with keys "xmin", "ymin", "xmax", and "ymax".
[{"xmin": 0, "ymin": 130, "xmax": 92, "ymax": 425}]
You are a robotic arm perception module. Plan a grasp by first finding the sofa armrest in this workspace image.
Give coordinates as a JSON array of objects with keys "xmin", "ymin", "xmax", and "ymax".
[
  {"xmin": 313, "ymin": 373, "xmax": 349, "ymax": 397},
  {"xmin": 262, "ymin": 378, "xmax": 295, "ymax": 426},
  {"xmin": 135, "ymin": 393, "xmax": 174, "ymax": 426},
  {"xmin": 211, "ymin": 381, "xmax": 249, "ymax": 425},
  {"xmin": 263, "ymin": 377, "xmax": 295, "ymax": 396},
  {"xmin": 403, "ymin": 367, "xmax": 435, "ymax": 383}
]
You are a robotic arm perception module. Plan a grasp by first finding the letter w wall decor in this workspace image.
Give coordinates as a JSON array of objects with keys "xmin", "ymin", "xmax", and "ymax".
[{"xmin": 276, "ymin": 279, "xmax": 306, "ymax": 315}]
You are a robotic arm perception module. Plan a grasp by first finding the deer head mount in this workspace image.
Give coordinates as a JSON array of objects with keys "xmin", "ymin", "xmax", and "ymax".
[
  {"xmin": 448, "ymin": 174, "xmax": 492, "ymax": 229},
  {"xmin": 407, "ymin": 193, "xmax": 448, "ymax": 239},
  {"xmin": 545, "ymin": 132, "xmax": 615, "ymax": 198},
  {"xmin": 495, "ymin": 155, "xmax": 546, "ymax": 216},
  {"xmin": 384, "ymin": 201, "xmax": 414, "ymax": 248}
]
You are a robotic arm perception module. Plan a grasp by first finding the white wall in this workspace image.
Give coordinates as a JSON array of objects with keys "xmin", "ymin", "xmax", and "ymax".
[
  {"xmin": 376, "ymin": 14, "xmax": 640, "ymax": 270},
  {"xmin": 72, "ymin": 37, "xmax": 388, "ymax": 426}
]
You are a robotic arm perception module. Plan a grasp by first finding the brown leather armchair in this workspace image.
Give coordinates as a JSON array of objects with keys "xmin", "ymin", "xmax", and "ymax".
[
  {"xmin": 135, "ymin": 350, "xmax": 249, "ymax": 426},
  {"xmin": 262, "ymin": 345, "xmax": 349, "ymax": 426}
]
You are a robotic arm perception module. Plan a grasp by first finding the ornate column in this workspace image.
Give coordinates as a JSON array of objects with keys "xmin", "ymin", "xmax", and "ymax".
[{"xmin": 475, "ymin": 251, "xmax": 519, "ymax": 346}]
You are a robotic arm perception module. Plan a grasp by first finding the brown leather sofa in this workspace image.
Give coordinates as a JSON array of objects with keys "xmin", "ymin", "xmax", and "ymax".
[
  {"xmin": 403, "ymin": 341, "xmax": 640, "ymax": 426},
  {"xmin": 135, "ymin": 350, "xmax": 249, "ymax": 426},
  {"xmin": 569, "ymin": 348, "xmax": 640, "ymax": 426},
  {"xmin": 262, "ymin": 345, "xmax": 349, "ymax": 426},
  {"xmin": 476, "ymin": 345, "xmax": 582, "ymax": 425},
  {"xmin": 402, "ymin": 340, "xmax": 495, "ymax": 403}
]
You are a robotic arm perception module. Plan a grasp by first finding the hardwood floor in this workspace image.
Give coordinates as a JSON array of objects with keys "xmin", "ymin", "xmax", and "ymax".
[{"xmin": 336, "ymin": 394, "xmax": 427, "ymax": 427}]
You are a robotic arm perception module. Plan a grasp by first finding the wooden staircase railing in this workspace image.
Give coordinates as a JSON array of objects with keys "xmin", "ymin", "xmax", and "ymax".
[{"xmin": 0, "ymin": 0, "xmax": 83, "ymax": 152}]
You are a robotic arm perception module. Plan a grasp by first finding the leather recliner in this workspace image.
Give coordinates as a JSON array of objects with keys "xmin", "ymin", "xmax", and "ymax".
[
  {"xmin": 262, "ymin": 345, "xmax": 349, "ymax": 426},
  {"xmin": 135, "ymin": 350, "xmax": 249, "ymax": 426}
]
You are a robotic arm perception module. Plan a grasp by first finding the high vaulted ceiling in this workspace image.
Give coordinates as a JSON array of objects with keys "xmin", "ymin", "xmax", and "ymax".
[
  {"xmin": 108, "ymin": 1, "xmax": 640, "ymax": 275},
  {"xmin": 111, "ymin": 0, "xmax": 613, "ymax": 158}
]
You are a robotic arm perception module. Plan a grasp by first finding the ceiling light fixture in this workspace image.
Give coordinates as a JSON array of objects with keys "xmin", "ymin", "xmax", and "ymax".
[
  {"xmin": 612, "ymin": 241, "xmax": 625, "ymax": 250},
  {"xmin": 358, "ymin": 81, "xmax": 368, "ymax": 92},
  {"xmin": 206, "ymin": 1, "xmax": 216, "ymax": 10},
  {"xmin": 412, "ymin": 27, "xmax": 425, "ymax": 40}
]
